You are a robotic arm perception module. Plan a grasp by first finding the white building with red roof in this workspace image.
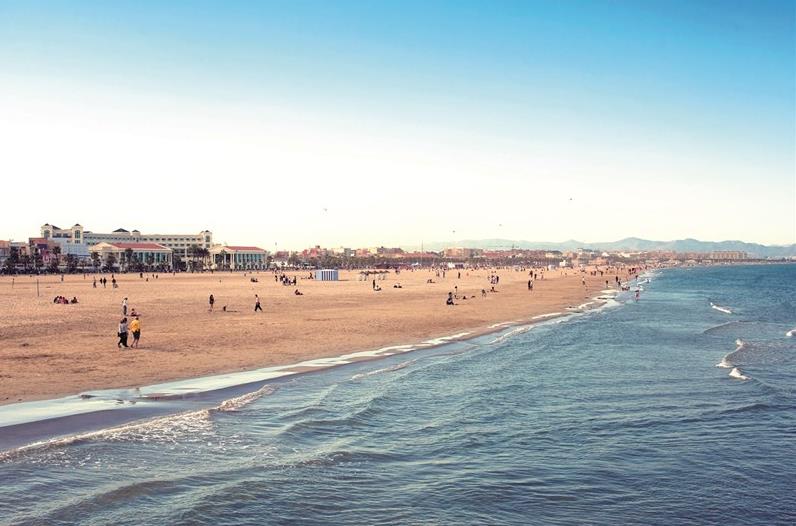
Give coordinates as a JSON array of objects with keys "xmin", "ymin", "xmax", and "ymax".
[{"xmin": 89, "ymin": 242, "xmax": 173, "ymax": 270}]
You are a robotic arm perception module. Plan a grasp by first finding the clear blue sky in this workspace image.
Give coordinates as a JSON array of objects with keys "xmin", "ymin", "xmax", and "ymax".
[{"xmin": 1, "ymin": 1, "xmax": 794, "ymax": 247}]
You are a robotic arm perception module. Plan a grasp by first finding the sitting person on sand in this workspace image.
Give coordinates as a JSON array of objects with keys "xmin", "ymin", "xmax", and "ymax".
[
  {"xmin": 70, "ymin": 296, "xmax": 78, "ymax": 304},
  {"xmin": 446, "ymin": 292, "xmax": 455, "ymax": 306},
  {"xmin": 294, "ymin": 289, "xmax": 303, "ymax": 295}
]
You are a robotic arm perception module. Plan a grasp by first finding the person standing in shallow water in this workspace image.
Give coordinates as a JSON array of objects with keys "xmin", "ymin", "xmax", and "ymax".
[{"xmin": 117, "ymin": 318, "xmax": 129, "ymax": 348}]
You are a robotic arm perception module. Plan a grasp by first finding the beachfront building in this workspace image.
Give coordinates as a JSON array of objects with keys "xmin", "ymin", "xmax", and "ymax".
[
  {"xmin": 443, "ymin": 247, "xmax": 483, "ymax": 259},
  {"xmin": 209, "ymin": 245, "xmax": 268, "ymax": 270},
  {"xmin": 40, "ymin": 224, "xmax": 213, "ymax": 261},
  {"xmin": 39, "ymin": 223, "xmax": 90, "ymax": 258},
  {"xmin": 88, "ymin": 242, "xmax": 173, "ymax": 270},
  {"xmin": 28, "ymin": 238, "xmax": 60, "ymax": 265},
  {"xmin": 708, "ymin": 251, "xmax": 748, "ymax": 261}
]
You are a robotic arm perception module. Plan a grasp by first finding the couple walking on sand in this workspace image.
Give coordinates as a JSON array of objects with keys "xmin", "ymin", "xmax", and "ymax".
[
  {"xmin": 118, "ymin": 315, "xmax": 141, "ymax": 349},
  {"xmin": 208, "ymin": 293, "xmax": 262, "ymax": 312}
]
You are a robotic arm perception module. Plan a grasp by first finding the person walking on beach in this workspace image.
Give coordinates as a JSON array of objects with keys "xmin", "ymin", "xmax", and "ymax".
[
  {"xmin": 254, "ymin": 294, "xmax": 262, "ymax": 312},
  {"xmin": 117, "ymin": 318, "xmax": 129, "ymax": 348},
  {"xmin": 209, "ymin": 294, "xmax": 215, "ymax": 312},
  {"xmin": 130, "ymin": 316, "xmax": 141, "ymax": 348},
  {"xmin": 122, "ymin": 298, "xmax": 128, "ymax": 316}
]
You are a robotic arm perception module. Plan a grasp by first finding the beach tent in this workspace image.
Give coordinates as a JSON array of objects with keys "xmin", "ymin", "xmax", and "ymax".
[{"xmin": 315, "ymin": 269, "xmax": 339, "ymax": 281}]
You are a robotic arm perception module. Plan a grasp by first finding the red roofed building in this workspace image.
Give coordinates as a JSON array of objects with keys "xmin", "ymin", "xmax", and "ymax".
[
  {"xmin": 209, "ymin": 245, "xmax": 268, "ymax": 270},
  {"xmin": 89, "ymin": 242, "xmax": 173, "ymax": 270}
]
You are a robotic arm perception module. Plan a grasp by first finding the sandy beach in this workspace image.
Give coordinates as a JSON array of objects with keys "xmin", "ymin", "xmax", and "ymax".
[{"xmin": 0, "ymin": 267, "xmax": 629, "ymax": 404}]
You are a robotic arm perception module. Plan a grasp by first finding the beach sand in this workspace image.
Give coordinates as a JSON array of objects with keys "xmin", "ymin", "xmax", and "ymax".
[{"xmin": 0, "ymin": 267, "xmax": 629, "ymax": 404}]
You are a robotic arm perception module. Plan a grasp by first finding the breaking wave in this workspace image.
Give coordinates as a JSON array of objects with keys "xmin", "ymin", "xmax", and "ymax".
[
  {"xmin": 710, "ymin": 302, "xmax": 733, "ymax": 315},
  {"xmin": 0, "ymin": 385, "xmax": 277, "ymax": 462},
  {"xmin": 716, "ymin": 339, "xmax": 745, "ymax": 368},
  {"xmin": 351, "ymin": 360, "xmax": 416, "ymax": 380}
]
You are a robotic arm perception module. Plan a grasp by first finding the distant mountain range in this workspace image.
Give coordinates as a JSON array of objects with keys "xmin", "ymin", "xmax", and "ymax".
[{"xmin": 412, "ymin": 238, "xmax": 796, "ymax": 258}]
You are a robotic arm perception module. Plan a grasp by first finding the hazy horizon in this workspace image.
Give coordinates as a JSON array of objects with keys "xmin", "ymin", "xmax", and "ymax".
[{"xmin": 1, "ymin": 1, "xmax": 794, "ymax": 248}]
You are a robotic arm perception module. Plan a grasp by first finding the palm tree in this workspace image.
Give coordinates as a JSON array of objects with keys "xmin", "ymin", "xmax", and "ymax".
[
  {"xmin": 66, "ymin": 254, "xmax": 78, "ymax": 273},
  {"xmin": 198, "ymin": 247, "xmax": 210, "ymax": 270},
  {"xmin": 187, "ymin": 244, "xmax": 199, "ymax": 272},
  {"xmin": 124, "ymin": 248, "xmax": 134, "ymax": 271},
  {"xmin": 4, "ymin": 246, "xmax": 19, "ymax": 273},
  {"xmin": 50, "ymin": 245, "xmax": 62, "ymax": 273},
  {"xmin": 33, "ymin": 248, "xmax": 43, "ymax": 272},
  {"xmin": 105, "ymin": 253, "xmax": 117, "ymax": 270},
  {"xmin": 91, "ymin": 252, "xmax": 100, "ymax": 272},
  {"xmin": 19, "ymin": 253, "xmax": 31, "ymax": 272}
]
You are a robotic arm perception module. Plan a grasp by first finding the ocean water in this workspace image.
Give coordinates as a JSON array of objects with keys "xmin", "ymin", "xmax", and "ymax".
[{"xmin": 1, "ymin": 264, "xmax": 795, "ymax": 525}]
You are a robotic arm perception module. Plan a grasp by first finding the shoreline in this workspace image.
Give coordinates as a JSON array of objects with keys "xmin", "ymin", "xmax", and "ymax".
[
  {"xmin": 0, "ymin": 288, "xmax": 622, "ymax": 456},
  {"xmin": 0, "ymin": 267, "xmax": 636, "ymax": 406}
]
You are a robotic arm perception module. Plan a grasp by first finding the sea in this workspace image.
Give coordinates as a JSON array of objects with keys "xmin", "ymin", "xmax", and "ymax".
[{"xmin": 1, "ymin": 264, "xmax": 794, "ymax": 525}]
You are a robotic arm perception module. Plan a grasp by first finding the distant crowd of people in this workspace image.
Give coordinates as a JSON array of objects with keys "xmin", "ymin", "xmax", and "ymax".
[{"xmin": 38, "ymin": 264, "xmax": 646, "ymax": 353}]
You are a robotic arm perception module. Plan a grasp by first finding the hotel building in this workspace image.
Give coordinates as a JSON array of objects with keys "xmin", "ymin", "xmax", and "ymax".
[{"xmin": 41, "ymin": 224, "xmax": 214, "ymax": 260}]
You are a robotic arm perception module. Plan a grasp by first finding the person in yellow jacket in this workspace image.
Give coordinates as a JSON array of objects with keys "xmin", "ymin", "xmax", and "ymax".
[{"xmin": 130, "ymin": 316, "xmax": 141, "ymax": 348}]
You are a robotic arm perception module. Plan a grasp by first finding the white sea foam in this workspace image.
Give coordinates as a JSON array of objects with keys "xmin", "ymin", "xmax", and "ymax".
[
  {"xmin": 0, "ymin": 385, "xmax": 278, "ymax": 461},
  {"xmin": 532, "ymin": 312, "xmax": 561, "ymax": 320},
  {"xmin": 716, "ymin": 357, "xmax": 733, "ymax": 368},
  {"xmin": 716, "ymin": 339, "xmax": 745, "ymax": 368},
  {"xmin": 0, "ymin": 409, "xmax": 212, "ymax": 462},
  {"xmin": 786, "ymin": 328, "xmax": 795, "ymax": 338},
  {"xmin": 216, "ymin": 384, "xmax": 277, "ymax": 412},
  {"xmin": 489, "ymin": 326, "xmax": 531, "ymax": 345},
  {"xmin": 710, "ymin": 302, "xmax": 733, "ymax": 315},
  {"xmin": 421, "ymin": 332, "xmax": 472, "ymax": 346},
  {"xmin": 351, "ymin": 360, "xmax": 416, "ymax": 380},
  {"xmin": 729, "ymin": 367, "xmax": 748, "ymax": 380}
]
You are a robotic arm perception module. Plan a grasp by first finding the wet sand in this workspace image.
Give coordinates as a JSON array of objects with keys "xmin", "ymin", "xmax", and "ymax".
[{"xmin": 0, "ymin": 267, "xmax": 627, "ymax": 404}]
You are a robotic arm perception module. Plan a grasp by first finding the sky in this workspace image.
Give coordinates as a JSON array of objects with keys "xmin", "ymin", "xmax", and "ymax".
[{"xmin": 1, "ymin": 0, "xmax": 794, "ymax": 249}]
